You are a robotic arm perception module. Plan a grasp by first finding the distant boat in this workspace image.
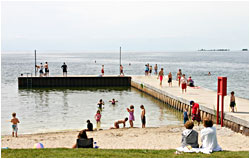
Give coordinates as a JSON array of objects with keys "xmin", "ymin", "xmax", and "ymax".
[{"xmin": 242, "ymin": 49, "xmax": 248, "ymax": 51}]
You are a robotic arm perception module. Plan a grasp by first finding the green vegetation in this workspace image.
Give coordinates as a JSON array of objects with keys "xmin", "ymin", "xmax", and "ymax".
[{"xmin": 2, "ymin": 148, "xmax": 249, "ymax": 158}]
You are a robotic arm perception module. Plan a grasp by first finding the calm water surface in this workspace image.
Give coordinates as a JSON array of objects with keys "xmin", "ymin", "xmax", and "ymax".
[{"xmin": 1, "ymin": 51, "xmax": 248, "ymax": 135}]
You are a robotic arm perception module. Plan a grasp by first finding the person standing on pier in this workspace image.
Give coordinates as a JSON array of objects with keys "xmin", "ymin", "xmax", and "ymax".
[
  {"xmin": 190, "ymin": 101, "xmax": 201, "ymax": 126},
  {"xmin": 101, "ymin": 65, "xmax": 104, "ymax": 76},
  {"xmin": 120, "ymin": 65, "xmax": 124, "ymax": 76},
  {"xmin": 230, "ymin": 91, "xmax": 236, "ymax": 112},
  {"xmin": 61, "ymin": 62, "xmax": 67, "ymax": 76},
  {"xmin": 168, "ymin": 72, "xmax": 172, "ymax": 87},
  {"xmin": 44, "ymin": 62, "xmax": 49, "ymax": 77},
  {"xmin": 154, "ymin": 64, "xmax": 158, "ymax": 75},
  {"xmin": 181, "ymin": 74, "xmax": 188, "ymax": 93},
  {"xmin": 145, "ymin": 63, "xmax": 149, "ymax": 76},
  {"xmin": 177, "ymin": 69, "xmax": 182, "ymax": 87},
  {"xmin": 149, "ymin": 65, "xmax": 153, "ymax": 75},
  {"xmin": 158, "ymin": 68, "xmax": 164, "ymax": 86},
  {"xmin": 39, "ymin": 63, "xmax": 44, "ymax": 77}
]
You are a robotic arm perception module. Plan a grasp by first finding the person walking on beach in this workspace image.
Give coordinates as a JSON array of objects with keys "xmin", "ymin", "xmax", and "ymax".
[
  {"xmin": 44, "ymin": 62, "xmax": 49, "ymax": 77},
  {"xmin": 190, "ymin": 101, "xmax": 201, "ymax": 126},
  {"xmin": 110, "ymin": 117, "xmax": 128, "ymax": 129},
  {"xmin": 157, "ymin": 68, "xmax": 164, "ymax": 86},
  {"xmin": 177, "ymin": 69, "xmax": 182, "ymax": 87},
  {"xmin": 154, "ymin": 64, "xmax": 158, "ymax": 75},
  {"xmin": 168, "ymin": 72, "xmax": 172, "ymax": 87},
  {"xmin": 230, "ymin": 91, "xmax": 236, "ymax": 112},
  {"xmin": 86, "ymin": 120, "xmax": 93, "ymax": 131},
  {"xmin": 101, "ymin": 65, "xmax": 104, "ymax": 76},
  {"xmin": 127, "ymin": 105, "xmax": 135, "ymax": 128},
  {"xmin": 95, "ymin": 110, "xmax": 101, "ymax": 130},
  {"xmin": 181, "ymin": 74, "xmax": 188, "ymax": 93},
  {"xmin": 61, "ymin": 62, "xmax": 67, "ymax": 76},
  {"xmin": 120, "ymin": 65, "xmax": 124, "ymax": 76},
  {"xmin": 183, "ymin": 108, "xmax": 189, "ymax": 124},
  {"xmin": 140, "ymin": 105, "xmax": 146, "ymax": 128},
  {"xmin": 97, "ymin": 99, "xmax": 105, "ymax": 109},
  {"xmin": 10, "ymin": 112, "xmax": 20, "ymax": 137},
  {"xmin": 39, "ymin": 63, "xmax": 44, "ymax": 77}
]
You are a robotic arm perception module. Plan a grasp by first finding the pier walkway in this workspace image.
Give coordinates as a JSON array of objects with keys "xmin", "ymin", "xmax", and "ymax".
[{"xmin": 131, "ymin": 75, "xmax": 249, "ymax": 129}]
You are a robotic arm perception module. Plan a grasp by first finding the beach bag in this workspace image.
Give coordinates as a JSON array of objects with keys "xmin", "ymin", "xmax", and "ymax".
[{"xmin": 76, "ymin": 138, "xmax": 93, "ymax": 148}]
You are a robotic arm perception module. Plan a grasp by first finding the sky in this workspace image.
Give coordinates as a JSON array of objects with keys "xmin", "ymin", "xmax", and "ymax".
[{"xmin": 1, "ymin": 1, "xmax": 249, "ymax": 52}]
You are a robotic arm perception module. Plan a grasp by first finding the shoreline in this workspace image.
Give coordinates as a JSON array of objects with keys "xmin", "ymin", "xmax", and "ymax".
[{"xmin": 2, "ymin": 125, "xmax": 248, "ymax": 151}]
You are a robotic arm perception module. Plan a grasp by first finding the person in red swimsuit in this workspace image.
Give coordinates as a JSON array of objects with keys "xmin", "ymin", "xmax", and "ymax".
[
  {"xmin": 177, "ymin": 69, "xmax": 182, "ymax": 87},
  {"xmin": 158, "ymin": 68, "xmax": 164, "ymax": 86},
  {"xmin": 101, "ymin": 65, "xmax": 104, "ymax": 76}
]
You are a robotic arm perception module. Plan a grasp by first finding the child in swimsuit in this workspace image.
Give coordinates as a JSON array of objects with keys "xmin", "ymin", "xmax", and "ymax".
[
  {"xmin": 109, "ymin": 99, "xmax": 118, "ymax": 105},
  {"xmin": 95, "ymin": 110, "xmax": 101, "ymax": 130},
  {"xmin": 10, "ymin": 112, "xmax": 20, "ymax": 137},
  {"xmin": 97, "ymin": 99, "xmax": 104, "ymax": 109},
  {"xmin": 110, "ymin": 118, "xmax": 128, "ymax": 129},
  {"xmin": 127, "ymin": 105, "xmax": 135, "ymax": 128},
  {"xmin": 140, "ymin": 105, "xmax": 146, "ymax": 128},
  {"xmin": 230, "ymin": 91, "xmax": 236, "ymax": 112}
]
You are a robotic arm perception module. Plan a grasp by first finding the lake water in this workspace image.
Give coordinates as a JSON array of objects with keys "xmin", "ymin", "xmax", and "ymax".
[{"xmin": 1, "ymin": 51, "xmax": 248, "ymax": 135}]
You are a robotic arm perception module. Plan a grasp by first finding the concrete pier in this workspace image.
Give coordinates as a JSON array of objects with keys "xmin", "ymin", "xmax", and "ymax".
[
  {"xmin": 18, "ymin": 75, "xmax": 131, "ymax": 88},
  {"xmin": 131, "ymin": 75, "xmax": 249, "ymax": 136}
]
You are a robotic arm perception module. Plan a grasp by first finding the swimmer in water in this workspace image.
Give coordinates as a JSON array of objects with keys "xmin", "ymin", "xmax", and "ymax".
[
  {"xmin": 208, "ymin": 72, "xmax": 211, "ymax": 76},
  {"xmin": 109, "ymin": 98, "xmax": 118, "ymax": 104}
]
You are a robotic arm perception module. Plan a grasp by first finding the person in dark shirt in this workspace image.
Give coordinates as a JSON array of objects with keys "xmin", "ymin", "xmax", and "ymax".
[
  {"xmin": 61, "ymin": 62, "xmax": 67, "ymax": 76},
  {"xmin": 86, "ymin": 120, "xmax": 93, "ymax": 131}
]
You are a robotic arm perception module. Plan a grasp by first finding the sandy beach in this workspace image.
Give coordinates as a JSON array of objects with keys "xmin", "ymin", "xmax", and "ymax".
[{"xmin": 1, "ymin": 125, "xmax": 248, "ymax": 151}]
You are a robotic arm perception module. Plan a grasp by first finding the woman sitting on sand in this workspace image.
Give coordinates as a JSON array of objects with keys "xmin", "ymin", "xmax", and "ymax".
[
  {"xmin": 72, "ymin": 130, "xmax": 88, "ymax": 148},
  {"xmin": 181, "ymin": 121, "xmax": 199, "ymax": 148},
  {"xmin": 200, "ymin": 118, "xmax": 222, "ymax": 152}
]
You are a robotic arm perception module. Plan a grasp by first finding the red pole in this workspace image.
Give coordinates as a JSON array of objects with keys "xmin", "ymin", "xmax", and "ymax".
[
  {"xmin": 217, "ymin": 95, "xmax": 220, "ymax": 124},
  {"xmin": 221, "ymin": 95, "xmax": 224, "ymax": 127}
]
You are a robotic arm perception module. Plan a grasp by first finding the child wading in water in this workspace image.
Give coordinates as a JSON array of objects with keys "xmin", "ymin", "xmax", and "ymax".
[
  {"xmin": 11, "ymin": 112, "xmax": 20, "ymax": 137},
  {"xmin": 158, "ymin": 68, "xmax": 164, "ymax": 86},
  {"xmin": 230, "ymin": 91, "xmax": 236, "ymax": 112},
  {"xmin": 127, "ymin": 105, "xmax": 135, "ymax": 128},
  {"xmin": 183, "ymin": 108, "xmax": 189, "ymax": 124},
  {"xmin": 95, "ymin": 110, "xmax": 101, "ymax": 130},
  {"xmin": 140, "ymin": 105, "xmax": 146, "ymax": 128}
]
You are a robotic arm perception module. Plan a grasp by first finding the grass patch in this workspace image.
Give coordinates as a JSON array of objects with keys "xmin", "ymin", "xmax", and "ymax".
[{"xmin": 1, "ymin": 148, "xmax": 249, "ymax": 158}]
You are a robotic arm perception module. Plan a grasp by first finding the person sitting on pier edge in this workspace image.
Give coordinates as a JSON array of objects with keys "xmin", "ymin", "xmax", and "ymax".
[
  {"xmin": 200, "ymin": 118, "xmax": 222, "ymax": 153},
  {"xmin": 110, "ymin": 117, "xmax": 128, "ymax": 129},
  {"xmin": 61, "ymin": 62, "xmax": 67, "ymax": 76},
  {"xmin": 190, "ymin": 100, "xmax": 201, "ymax": 126},
  {"xmin": 86, "ymin": 120, "xmax": 93, "ymax": 131},
  {"xmin": 187, "ymin": 76, "xmax": 194, "ymax": 87},
  {"xmin": 181, "ymin": 121, "xmax": 199, "ymax": 148}
]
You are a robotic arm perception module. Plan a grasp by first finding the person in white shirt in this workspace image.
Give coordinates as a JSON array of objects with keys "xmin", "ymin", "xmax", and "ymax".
[
  {"xmin": 200, "ymin": 118, "xmax": 222, "ymax": 153},
  {"xmin": 180, "ymin": 74, "xmax": 188, "ymax": 93}
]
